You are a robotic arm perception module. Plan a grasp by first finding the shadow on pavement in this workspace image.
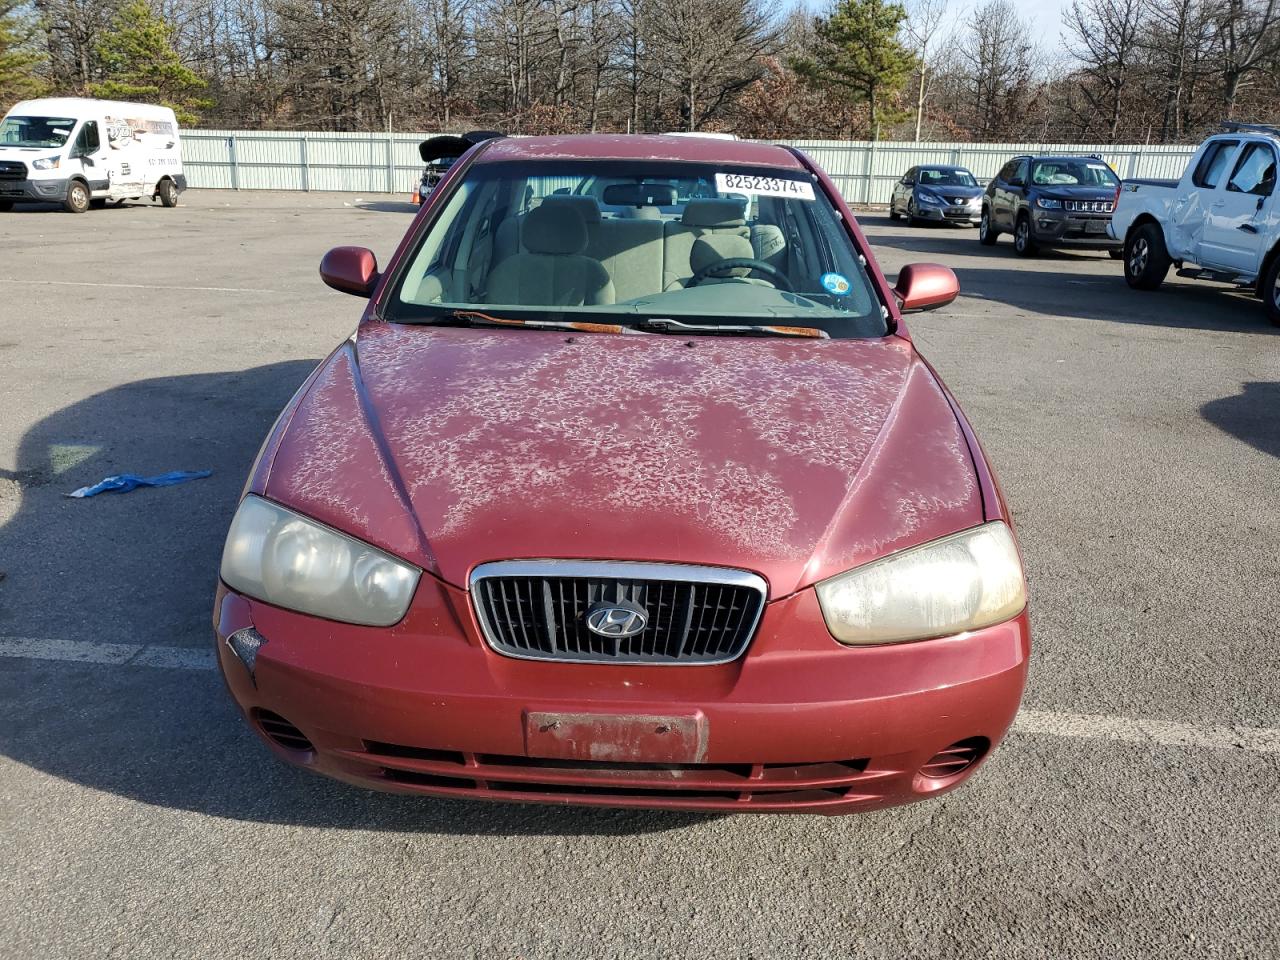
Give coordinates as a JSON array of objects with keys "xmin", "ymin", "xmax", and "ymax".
[
  {"xmin": 1201, "ymin": 382, "xmax": 1280, "ymax": 459},
  {"xmin": 356, "ymin": 200, "xmax": 420, "ymax": 214},
  {"xmin": 0, "ymin": 361, "xmax": 715, "ymax": 835}
]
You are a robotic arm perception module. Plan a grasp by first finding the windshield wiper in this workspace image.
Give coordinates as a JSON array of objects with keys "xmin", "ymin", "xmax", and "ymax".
[
  {"xmin": 632, "ymin": 318, "xmax": 829, "ymax": 339},
  {"xmin": 443, "ymin": 310, "xmax": 628, "ymax": 334}
]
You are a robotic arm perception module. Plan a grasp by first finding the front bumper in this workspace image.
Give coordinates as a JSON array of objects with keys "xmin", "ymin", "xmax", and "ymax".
[
  {"xmin": 915, "ymin": 202, "xmax": 981, "ymax": 224},
  {"xmin": 1031, "ymin": 211, "xmax": 1122, "ymax": 249},
  {"xmin": 0, "ymin": 178, "xmax": 68, "ymax": 203},
  {"xmin": 214, "ymin": 578, "xmax": 1030, "ymax": 815}
]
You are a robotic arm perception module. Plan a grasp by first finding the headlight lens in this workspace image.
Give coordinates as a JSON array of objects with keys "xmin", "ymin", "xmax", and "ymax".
[
  {"xmin": 916, "ymin": 191, "xmax": 942, "ymax": 205},
  {"xmin": 1035, "ymin": 197, "xmax": 1062, "ymax": 209},
  {"xmin": 220, "ymin": 495, "xmax": 420, "ymax": 626},
  {"xmin": 816, "ymin": 522, "xmax": 1026, "ymax": 646},
  {"xmin": 33, "ymin": 157, "xmax": 60, "ymax": 170}
]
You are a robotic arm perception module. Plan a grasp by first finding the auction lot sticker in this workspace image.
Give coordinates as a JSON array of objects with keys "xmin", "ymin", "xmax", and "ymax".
[{"xmin": 716, "ymin": 172, "xmax": 815, "ymax": 200}]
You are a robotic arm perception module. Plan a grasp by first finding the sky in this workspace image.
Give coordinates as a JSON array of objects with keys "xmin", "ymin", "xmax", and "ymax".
[{"xmin": 934, "ymin": 0, "xmax": 1074, "ymax": 46}]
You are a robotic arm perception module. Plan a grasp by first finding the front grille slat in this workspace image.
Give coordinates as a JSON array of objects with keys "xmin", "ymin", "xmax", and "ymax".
[{"xmin": 473, "ymin": 563, "xmax": 766, "ymax": 665}]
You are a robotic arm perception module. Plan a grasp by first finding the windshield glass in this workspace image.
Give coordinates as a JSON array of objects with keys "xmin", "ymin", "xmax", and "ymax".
[
  {"xmin": 1031, "ymin": 159, "xmax": 1119, "ymax": 187},
  {"xmin": 388, "ymin": 160, "xmax": 887, "ymax": 339},
  {"xmin": 0, "ymin": 116, "xmax": 77, "ymax": 148},
  {"xmin": 918, "ymin": 168, "xmax": 977, "ymax": 187}
]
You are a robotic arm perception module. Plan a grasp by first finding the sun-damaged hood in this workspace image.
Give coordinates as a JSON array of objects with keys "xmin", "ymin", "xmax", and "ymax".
[{"xmin": 264, "ymin": 323, "xmax": 982, "ymax": 597}]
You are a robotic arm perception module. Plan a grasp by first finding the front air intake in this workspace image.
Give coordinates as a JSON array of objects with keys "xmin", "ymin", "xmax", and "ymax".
[{"xmin": 255, "ymin": 710, "xmax": 313, "ymax": 753}]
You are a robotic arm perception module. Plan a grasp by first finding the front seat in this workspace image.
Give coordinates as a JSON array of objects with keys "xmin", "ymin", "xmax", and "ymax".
[{"xmin": 486, "ymin": 203, "xmax": 615, "ymax": 306}]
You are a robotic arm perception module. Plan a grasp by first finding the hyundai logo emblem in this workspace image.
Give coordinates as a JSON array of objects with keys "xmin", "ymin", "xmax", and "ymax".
[{"xmin": 584, "ymin": 600, "xmax": 649, "ymax": 639}]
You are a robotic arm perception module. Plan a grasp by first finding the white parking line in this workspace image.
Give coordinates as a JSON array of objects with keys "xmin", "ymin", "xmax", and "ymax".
[
  {"xmin": 0, "ymin": 278, "xmax": 277, "ymax": 295},
  {"xmin": 3, "ymin": 635, "xmax": 1278, "ymax": 756}
]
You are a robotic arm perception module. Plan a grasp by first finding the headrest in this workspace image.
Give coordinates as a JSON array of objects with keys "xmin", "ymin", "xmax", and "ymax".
[
  {"xmin": 691, "ymin": 234, "xmax": 755, "ymax": 277},
  {"xmin": 681, "ymin": 198, "xmax": 747, "ymax": 228},
  {"xmin": 752, "ymin": 224, "xmax": 786, "ymax": 260},
  {"xmin": 523, "ymin": 202, "xmax": 588, "ymax": 255},
  {"xmin": 541, "ymin": 194, "xmax": 602, "ymax": 223},
  {"xmin": 602, "ymin": 182, "xmax": 677, "ymax": 207}
]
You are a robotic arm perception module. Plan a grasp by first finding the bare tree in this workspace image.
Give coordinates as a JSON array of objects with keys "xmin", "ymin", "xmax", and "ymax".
[
  {"xmin": 957, "ymin": 0, "xmax": 1037, "ymax": 140},
  {"xmin": 904, "ymin": 0, "xmax": 947, "ymax": 140}
]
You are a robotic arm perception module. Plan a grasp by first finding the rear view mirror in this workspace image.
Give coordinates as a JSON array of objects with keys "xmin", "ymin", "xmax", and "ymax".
[
  {"xmin": 320, "ymin": 246, "xmax": 379, "ymax": 298},
  {"xmin": 894, "ymin": 263, "xmax": 959, "ymax": 313},
  {"xmin": 602, "ymin": 183, "xmax": 677, "ymax": 207}
]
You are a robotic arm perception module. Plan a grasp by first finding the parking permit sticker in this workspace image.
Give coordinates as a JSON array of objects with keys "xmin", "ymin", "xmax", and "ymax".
[
  {"xmin": 715, "ymin": 172, "xmax": 815, "ymax": 200},
  {"xmin": 821, "ymin": 272, "xmax": 851, "ymax": 295}
]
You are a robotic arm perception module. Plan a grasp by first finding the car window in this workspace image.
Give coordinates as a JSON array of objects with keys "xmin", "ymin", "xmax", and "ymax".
[
  {"xmin": 0, "ymin": 115, "xmax": 76, "ymax": 148},
  {"xmin": 389, "ymin": 160, "xmax": 888, "ymax": 339},
  {"xmin": 918, "ymin": 168, "xmax": 978, "ymax": 187},
  {"xmin": 1193, "ymin": 141, "xmax": 1239, "ymax": 190},
  {"xmin": 1030, "ymin": 159, "xmax": 1119, "ymax": 187},
  {"xmin": 76, "ymin": 121, "xmax": 99, "ymax": 154},
  {"xmin": 997, "ymin": 162, "xmax": 1017, "ymax": 183},
  {"xmin": 1226, "ymin": 143, "xmax": 1277, "ymax": 196}
]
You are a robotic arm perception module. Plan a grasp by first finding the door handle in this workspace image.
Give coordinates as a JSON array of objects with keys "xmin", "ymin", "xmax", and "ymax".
[{"xmin": 1238, "ymin": 223, "xmax": 1259, "ymax": 234}]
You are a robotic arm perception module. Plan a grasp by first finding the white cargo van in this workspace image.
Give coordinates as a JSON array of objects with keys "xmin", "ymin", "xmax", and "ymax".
[{"xmin": 0, "ymin": 97, "xmax": 186, "ymax": 213}]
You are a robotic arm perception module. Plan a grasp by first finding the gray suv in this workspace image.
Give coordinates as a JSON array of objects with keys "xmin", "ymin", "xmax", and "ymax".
[{"xmin": 979, "ymin": 155, "xmax": 1124, "ymax": 257}]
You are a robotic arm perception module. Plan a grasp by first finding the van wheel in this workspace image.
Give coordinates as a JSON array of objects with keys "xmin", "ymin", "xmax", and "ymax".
[
  {"xmin": 64, "ymin": 181, "xmax": 91, "ymax": 214},
  {"xmin": 1124, "ymin": 223, "xmax": 1171, "ymax": 291},
  {"xmin": 978, "ymin": 208, "xmax": 997, "ymax": 245},
  {"xmin": 1013, "ymin": 214, "xmax": 1038, "ymax": 256},
  {"xmin": 1263, "ymin": 255, "xmax": 1280, "ymax": 327},
  {"xmin": 157, "ymin": 179, "xmax": 179, "ymax": 208}
]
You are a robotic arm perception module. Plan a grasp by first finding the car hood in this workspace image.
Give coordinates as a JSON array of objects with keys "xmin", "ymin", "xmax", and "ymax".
[
  {"xmin": 1036, "ymin": 185, "xmax": 1118, "ymax": 202},
  {"xmin": 919, "ymin": 185, "xmax": 983, "ymax": 199},
  {"xmin": 263, "ymin": 323, "xmax": 983, "ymax": 597}
]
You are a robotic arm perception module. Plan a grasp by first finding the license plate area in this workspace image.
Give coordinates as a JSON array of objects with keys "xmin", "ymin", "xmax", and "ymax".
[
  {"xmin": 1085, "ymin": 219, "xmax": 1108, "ymax": 234},
  {"xmin": 524, "ymin": 710, "xmax": 708, "ymax": 764}
]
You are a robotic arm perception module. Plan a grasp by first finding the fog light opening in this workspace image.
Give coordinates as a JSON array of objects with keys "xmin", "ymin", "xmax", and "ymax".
[
  {"xmin": 254, "ymin": 709, "xmax": 314, "ymax": 753},
  {"xmin": 920, "ymin": 737, "xmax": 989, "ymax": 780}
]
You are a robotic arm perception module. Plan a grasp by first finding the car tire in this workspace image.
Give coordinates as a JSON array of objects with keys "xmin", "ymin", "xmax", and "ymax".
[
  {"xmin": 1263, "ymin": 254, "xmax": 1280, "ymax": 327},
  {"xmin": 1124, "ymin": 222, "xmax": 1171, "ymax": 291},
  {"xmin": 64, "ymin": 181, "xmax": 90, "ymax": 214},
  {"xmin": 978, "ymin": 208, "xmax": 997, "ymax": 245},
  {"xmin": 157, "ymin": 178, "xmax": 179, "ymax": 208},
  {"xmin": 0, "ymin": 199, "xmax": 13, "ymax": 212},
  {"xmin": 888, "ymin": 202, "xmax": 901, "ymax": 222},
  {"xmin": 1013, "ymin": 214, "xmax": 1038, "ymax": 257},
  {"xmin": 906, "ymin": 199, "xmax": 918, "ymax": 226}
]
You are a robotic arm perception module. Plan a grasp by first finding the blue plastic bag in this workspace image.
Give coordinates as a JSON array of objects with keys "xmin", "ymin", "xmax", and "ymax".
[{"xmin": 67, "ymin": 470, "xmax": 212, "ymax": 498}]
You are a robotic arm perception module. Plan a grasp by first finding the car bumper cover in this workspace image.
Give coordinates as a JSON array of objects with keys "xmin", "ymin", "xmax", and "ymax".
[{"xmin": 214, "ymin": 577, "xmax": 1030, "ymax": 815}]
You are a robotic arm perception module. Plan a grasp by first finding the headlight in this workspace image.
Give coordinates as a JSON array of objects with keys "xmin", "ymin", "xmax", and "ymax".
[
  {"xmin": 33, "ymin": 157, "xmax": 60, "ymax": 170},
  {"xmin": 916, "ymin": 191, "xmax": 942, "ymax": 206},
  {"xmin": 816, "ymin": 522, "xmax": 1026, "ymax": 646},
  {"xmin": 220, "ymin": 495, "xmax": 420, "ymax": 626},
  {"xmin": 1035, "ymin": 197, "xmax": 1062, "ymax": 209}
]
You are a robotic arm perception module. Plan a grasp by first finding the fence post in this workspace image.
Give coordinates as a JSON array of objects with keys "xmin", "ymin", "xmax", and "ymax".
[
  {"xmin": 227, "ymin": 136, "xmax": 239, "ymax": 190},
  {"xmin": 1126, "ymin": 151, "xmax": 1139, "ymax": 179},
  {"xmin": 863, "ymin": 139, "xmax": 876, "ymax": 204},
  {"xmin": 299, "ymin": 135, "xmax": 309, "ymax": 192},
  {"xmin": 386, "ymin": 135, "xmax": 395, "ymax": 194}
]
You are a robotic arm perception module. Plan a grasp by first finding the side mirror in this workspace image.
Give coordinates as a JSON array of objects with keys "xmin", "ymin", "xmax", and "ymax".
[
  {"xmin": 320, "ymin": 246, "xmax": 379, "ymax": 298},
  {"xmin": 894, "ymin": 263, "xmax": 959, "ymax": 313}
]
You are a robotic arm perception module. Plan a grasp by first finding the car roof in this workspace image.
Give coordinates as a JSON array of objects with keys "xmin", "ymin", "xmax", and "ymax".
[
  {"xmin": 916, "ymin": 164, "xmax": 969, "ymax": 171},
  {"xmin": 1026, "ymin": 155, "xmax": 1111, "ymax": 164},
  {"xmin": 476, "ymin": 134, "xmax": 805, "ymax": 170}
]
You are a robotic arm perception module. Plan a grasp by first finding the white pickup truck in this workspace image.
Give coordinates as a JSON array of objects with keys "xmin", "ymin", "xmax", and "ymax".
[{"xmin": 1109, "ymin": 123, "xmax": 1280, "ymax": 325}]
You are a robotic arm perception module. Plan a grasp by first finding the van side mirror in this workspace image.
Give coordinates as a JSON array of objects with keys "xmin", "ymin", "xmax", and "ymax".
[
  {"xmin": 320, "ymin": 246, "xmax": 379, "ymax": 298},
  {"xmin": 894, "ymin": 263, "xmax": 959, "ymax": 313}
]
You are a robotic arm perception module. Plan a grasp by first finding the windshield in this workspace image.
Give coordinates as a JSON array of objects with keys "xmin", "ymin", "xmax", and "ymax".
[
  {"xmin": 0, "ymin": 116, "xmax": 77, "ymax": 148},
  {"xmin": 918, "ymin": 168, "xmax": 977, "ymax": 187},
  {"xmin": 1031, "ymin": 159, "xmax": 1119, "ymax": 188},
  {"xmin": 388, "ymin": 160, "xmax": 887, "ymax": 339}
]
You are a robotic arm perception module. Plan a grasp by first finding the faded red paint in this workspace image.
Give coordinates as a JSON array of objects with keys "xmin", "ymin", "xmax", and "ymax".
[{"xmin": 219, "ymin": 134, "xmax": 1030, "ymax": 814}]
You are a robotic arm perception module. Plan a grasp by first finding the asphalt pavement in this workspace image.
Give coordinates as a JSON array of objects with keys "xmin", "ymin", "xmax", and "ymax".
[{"xmin": 1, "ymin": 192, "xmax": 1276, "ymax": 959}]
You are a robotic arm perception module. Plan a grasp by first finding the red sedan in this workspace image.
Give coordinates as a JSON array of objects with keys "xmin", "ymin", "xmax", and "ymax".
[{"xmin": 214, "ymin": 134, "xmax": 1029, "ymax": 814}]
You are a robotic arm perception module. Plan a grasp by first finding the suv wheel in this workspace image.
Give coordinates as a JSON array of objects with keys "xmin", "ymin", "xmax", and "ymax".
[
  {"xmin": 1263, "ymin": 254, "xmax": 1280, "ymax": 327},
  {"xmin": 1013, "ymin": 214, "xmax": 1038, "ymax": 256},
  {"xmin": 64, "ymin": 181, "xmax": 91, "ymax": 214},
  {"xmin": 157, "ymin": 179, "xmax": 179, "ymax": 208},
  {"xmin": 978, "ymin": 208, "xmax": 997, "ymax": 245},
  {"xmin": 1124, "ymin": 223, "xmax": 1171, "ymax": 291}
]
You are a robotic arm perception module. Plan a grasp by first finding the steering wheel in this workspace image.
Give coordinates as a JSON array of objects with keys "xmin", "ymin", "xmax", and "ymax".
[{"xmin": 687, "ymin": 258, "xmax": 793, "ymax": 292}]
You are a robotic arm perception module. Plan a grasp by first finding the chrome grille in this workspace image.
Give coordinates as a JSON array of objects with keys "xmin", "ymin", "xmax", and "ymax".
[
  {"xmin": 470, "ymin": 561, "xmax": 767, "ymax": 665},
  {"xmin": 1064, "ymin": 199, "xmax": 1113, "ymax": 213},
  {"xmin": 0, "ymin": 160, "xmax": 27, "ymax": 181}
]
